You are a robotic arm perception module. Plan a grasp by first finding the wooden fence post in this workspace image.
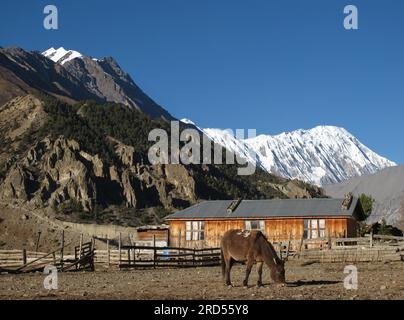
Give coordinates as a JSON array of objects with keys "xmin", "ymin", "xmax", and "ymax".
[
  {"xmin": 106, "ymin": 236, "xmax": 110, "ymax": 268},
  {"xmin": 370, "ymin": 230, "xmax": 373, "ymax": 248},
  {"xmin": 35, "ymin": 232, "xmax": 41, "ymax": 253},
  {"xmin": 118, "ymin": 233, "xmax": 122, "ymax": 267},
  {"xmin": 327, "ymin": 229, "xmax": 332, "ymax": 250},
  {"xmin": 79, "ymin": 234, "xmax": 83, "ymax": 259},
  {"xmin": 286, "ymin": 233, "xmax": 291, "ymax": 259},
  {"xmin": 60, "ymin": 230, "xmax": 65, "ymax": 268},
  {"xmin": 153, "ymin": 235, "xmax": 156, "ymax": 269},
  {"xmin": 22, "ymin": 249, "xmax": 27, "ymax": 266},
  {"xmin": 133, "ymin": 244, "xmax": 136, "ymax": 269},
  {"xmin": 298, "ymin": 233, "xmax": 304, "ymax": 258}
]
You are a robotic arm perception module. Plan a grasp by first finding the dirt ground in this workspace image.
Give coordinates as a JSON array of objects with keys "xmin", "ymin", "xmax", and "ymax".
[
  {"xmin": 0, "ymin": 205, "xmax": 83, "ymax": 252},
  {"xmin": 0, "ymin": 260, "xmax": 403, "ymax": 300}
]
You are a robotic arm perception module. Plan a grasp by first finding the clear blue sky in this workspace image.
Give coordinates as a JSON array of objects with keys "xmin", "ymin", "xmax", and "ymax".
[{"xmin": 1, "ymin": 0, "xmax": 403, "ymax": 163}]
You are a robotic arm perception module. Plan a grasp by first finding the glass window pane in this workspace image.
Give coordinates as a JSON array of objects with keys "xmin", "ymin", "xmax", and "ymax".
[
  {"xmin": 311, "ymin": 229, "xmax": 318, "ymax": 239},
  {"xmin": 304, "ymin": 220, "xmax": 309, "ymax": 228},
  {"xmin": 200, "ymin": 231, "xmax": 205, "ymax": 240},
  {"xmin": 192, "ymin": 231, "xmax": 198, "ymax": 240},
  {"xmin": 320, "ymin": 230, "xmax": 325, "ymax": 238},
  {"xmin": 319, "ymin": 219, "xmax": 325, "ymax": 228},
  {"xmin": 186, "ymin": 221, "xmax": 191, "ymax": 231},
  {"xmin": 192, "ymin": 221, "xmax": 198, "ymax": 231},
  {"xmin": 311, "ymin": 220, "xmax": 317, "ymax": 229},
  {"xmin": 245, "ymin": 221, "xmax": 251, "ymax": 230},
  {"xmin": 185, "ymin": 231, "xmax": 191, "ymax": 241},
  {"xmin": 251, "ymin": 221, "xmax": 258, "ymax": 229},
  {"xmin": 200, "ymin": 221, "xmax": 205, "ymax": 230},
  {"xmin": 303, "ymin": 230, "xmax": 308, "ymax": 239},
  {"xmin": 259, "ymin": 221, "xmax": 265, "ymax": 231}
]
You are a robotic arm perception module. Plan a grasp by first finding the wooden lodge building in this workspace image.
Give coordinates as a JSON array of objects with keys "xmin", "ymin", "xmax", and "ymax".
[{"xmin": 165, "ymin": 196, "xmax": 365, "ymax": 248}]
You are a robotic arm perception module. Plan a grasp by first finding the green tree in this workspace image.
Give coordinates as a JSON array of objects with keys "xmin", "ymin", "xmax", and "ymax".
[{"xmin": 359, "ymin": 194, "xmax": 375, "ymax": 219}]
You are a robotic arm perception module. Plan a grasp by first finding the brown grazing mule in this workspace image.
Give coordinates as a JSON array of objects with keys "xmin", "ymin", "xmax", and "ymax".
[{"xmin": 221, "ymin": 229, "xmax": 286, "ymax": 287}]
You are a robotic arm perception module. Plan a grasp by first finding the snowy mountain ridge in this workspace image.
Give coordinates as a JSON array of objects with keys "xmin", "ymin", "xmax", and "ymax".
[{"xmin": 181, "ymin": 119, "xmax": 396, "ymax": 186}]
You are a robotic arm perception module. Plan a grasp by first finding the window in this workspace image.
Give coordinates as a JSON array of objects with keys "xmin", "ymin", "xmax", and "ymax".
[
  {"xmin": 185, "ymin": 221, "xmax": 205, "ymax": 241},
  {"xmin": 245, "ymin": 220, "xmax": 265, "ymax": 232},
  {"xmin": 304, "ymin": 219, "xmax": 326, "ymax": 239}
]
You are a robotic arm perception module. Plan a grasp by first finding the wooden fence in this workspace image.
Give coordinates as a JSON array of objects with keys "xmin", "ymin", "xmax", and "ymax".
[
  {"xmin": 2, "ymin": 234, "xmax": 403, "ymax": 272},
  {"xmin": 279, "ymin": 234, "xmax": 404, "ymax": 263},
  {"xmin": 0, "ymin": 239, "xmax": 95, "ymax": 273},
  {"xmin": 94, "ymin": 246, "xmax": 221, "ymax": 269}
]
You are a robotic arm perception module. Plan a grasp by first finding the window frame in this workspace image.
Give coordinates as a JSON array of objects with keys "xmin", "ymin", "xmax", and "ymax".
[
  {"xmin": 303, "ymin": 219, "xmax": 326, "ymax": 239},
  {"xmin": 244, "ymin": 220, "xmax": 265, "ymax": 232},
  {"xmin": 185, "ymin": 221, "xmax": 205, "ymax": 241}
]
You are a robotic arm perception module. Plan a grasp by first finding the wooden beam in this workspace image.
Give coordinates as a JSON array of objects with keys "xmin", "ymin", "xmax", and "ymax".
[
  {"xmin": 153, "ymin": 235, "xmax": 156, "ymax": 269},
  {"xmin": 35, "ymin": 232, "xmax": 41, "ymax": 253},
  {"xmin": 106, "ymin": 237, "xmax": 110, "ymax": 268},
  {"xmin": 15, "ymin": 242, "xmax": 72, "ymax": 272},
  {"xmin": 22, "ymin": 249, "xmax": 27, "ymax": 266},
  {"xmin": 60, "ymin": 230, "xmax": 65, "ymax": 269},
  {"xmin": 118, "ymin": 233, "xmax": 122, "ymax": 267}
]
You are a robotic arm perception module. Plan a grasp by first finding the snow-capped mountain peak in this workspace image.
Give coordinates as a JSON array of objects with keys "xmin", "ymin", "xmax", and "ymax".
[
  {"xmin": 182, "ymin": 120, "xmax": 396, "ymax": 186},
  {"xmin": 245, "ymin": 125, "xmax": 396, "ymax": 186},
  {"xmin": 42, "ymin": 47, "xmax": 83, "ymax": 65},
  {"xmin": 180, "ymin": 118, "xmax": 197, "ymax": 126}
]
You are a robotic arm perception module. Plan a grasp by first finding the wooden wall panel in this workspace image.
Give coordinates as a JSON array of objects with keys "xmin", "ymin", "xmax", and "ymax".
[
  {"xmin": 168, "ymin": 217, "xmax": 357, "ymax": 248},
  {"xmin": 137, "ymin": 230, "xmax": 168, "ymax": 242}
]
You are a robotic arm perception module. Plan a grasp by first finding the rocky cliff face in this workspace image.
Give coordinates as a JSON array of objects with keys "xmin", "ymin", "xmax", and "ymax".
[{"xmin": 0, "ymin": 136, "xmax": 198, "ymax": 211}]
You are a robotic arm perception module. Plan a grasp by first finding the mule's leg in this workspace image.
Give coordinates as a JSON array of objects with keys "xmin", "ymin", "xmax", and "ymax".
[
  {"xmin": 243, "ymin": 259, "xmax": 254, "ymax": 288},
  {"xmin": 256, "ymin": 262, "xmax": 264, "ymax": 287},
  {"xmin": 224, "ymin": 257, "xmax": 234, "ymax": 287}
]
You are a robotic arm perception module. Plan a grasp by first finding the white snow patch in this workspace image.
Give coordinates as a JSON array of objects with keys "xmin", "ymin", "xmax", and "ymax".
[{"xmin": 42, "ymin": 47, "xmax": 83, "ymax": 65}]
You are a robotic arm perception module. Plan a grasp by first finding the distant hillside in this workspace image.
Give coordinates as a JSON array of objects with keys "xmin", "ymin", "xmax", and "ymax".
[{"xmin": 325, "ymin": 165, "xmax": 404, "ymax": 228}]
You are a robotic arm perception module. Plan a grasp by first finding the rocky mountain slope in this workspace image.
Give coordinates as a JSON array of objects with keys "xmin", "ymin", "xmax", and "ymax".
[
  {"xmin": 184, "ymin": 119, "xmax": 396, "ymax": 186},
  {"xmin": 0, "ymin": 94, "xmax": 324, "ymax": 224},
  {"xmin": 0, "ymin": 47, "xmax": 174, "ymax": 120},
  {"xmin": 325, "ymin": 165, "xmax": 404, "ymax": 228}
]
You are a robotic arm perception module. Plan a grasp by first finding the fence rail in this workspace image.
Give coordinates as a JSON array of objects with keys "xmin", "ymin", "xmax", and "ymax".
[
  {"xmin": 93, "ymin": 245, "xmax": 221, "ymax": 269},
  {"xmin": 280, "ymin": 233, "xmax": 404, "ymax": 263},
  {"xmin": 0, "ymin": 240, "xmax": 95, "ymax": 273},
  {"xmin": 2, "ymin": 233, "xmax": 404, "ymax": 272}
]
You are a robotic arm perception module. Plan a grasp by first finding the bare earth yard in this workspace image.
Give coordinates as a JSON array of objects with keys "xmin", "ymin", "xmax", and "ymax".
[{"xmin": 0, "ymin": 260, "xmax": 403, "ymax": 300}]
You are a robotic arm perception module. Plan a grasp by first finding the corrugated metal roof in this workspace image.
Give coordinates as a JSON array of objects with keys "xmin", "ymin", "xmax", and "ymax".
[{"xmin": 165, "ymin": 198, "xmax": 362, "ymax": 220}]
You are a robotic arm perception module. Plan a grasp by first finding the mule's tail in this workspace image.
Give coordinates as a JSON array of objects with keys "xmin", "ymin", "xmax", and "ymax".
[{"xmin": 220, "ymin": 249, "xmax": 225, "ymax": 279}]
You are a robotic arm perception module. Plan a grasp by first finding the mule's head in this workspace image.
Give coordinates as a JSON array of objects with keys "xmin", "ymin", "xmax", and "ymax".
[{"xmin": 271, "ymin": 259, "xmax": 286, "ymax": 284}]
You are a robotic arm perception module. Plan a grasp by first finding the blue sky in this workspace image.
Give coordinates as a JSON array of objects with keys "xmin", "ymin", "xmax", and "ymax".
[{"xmin": 1, "ymin": 0, "xmax": 403, "ymax": 163}]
